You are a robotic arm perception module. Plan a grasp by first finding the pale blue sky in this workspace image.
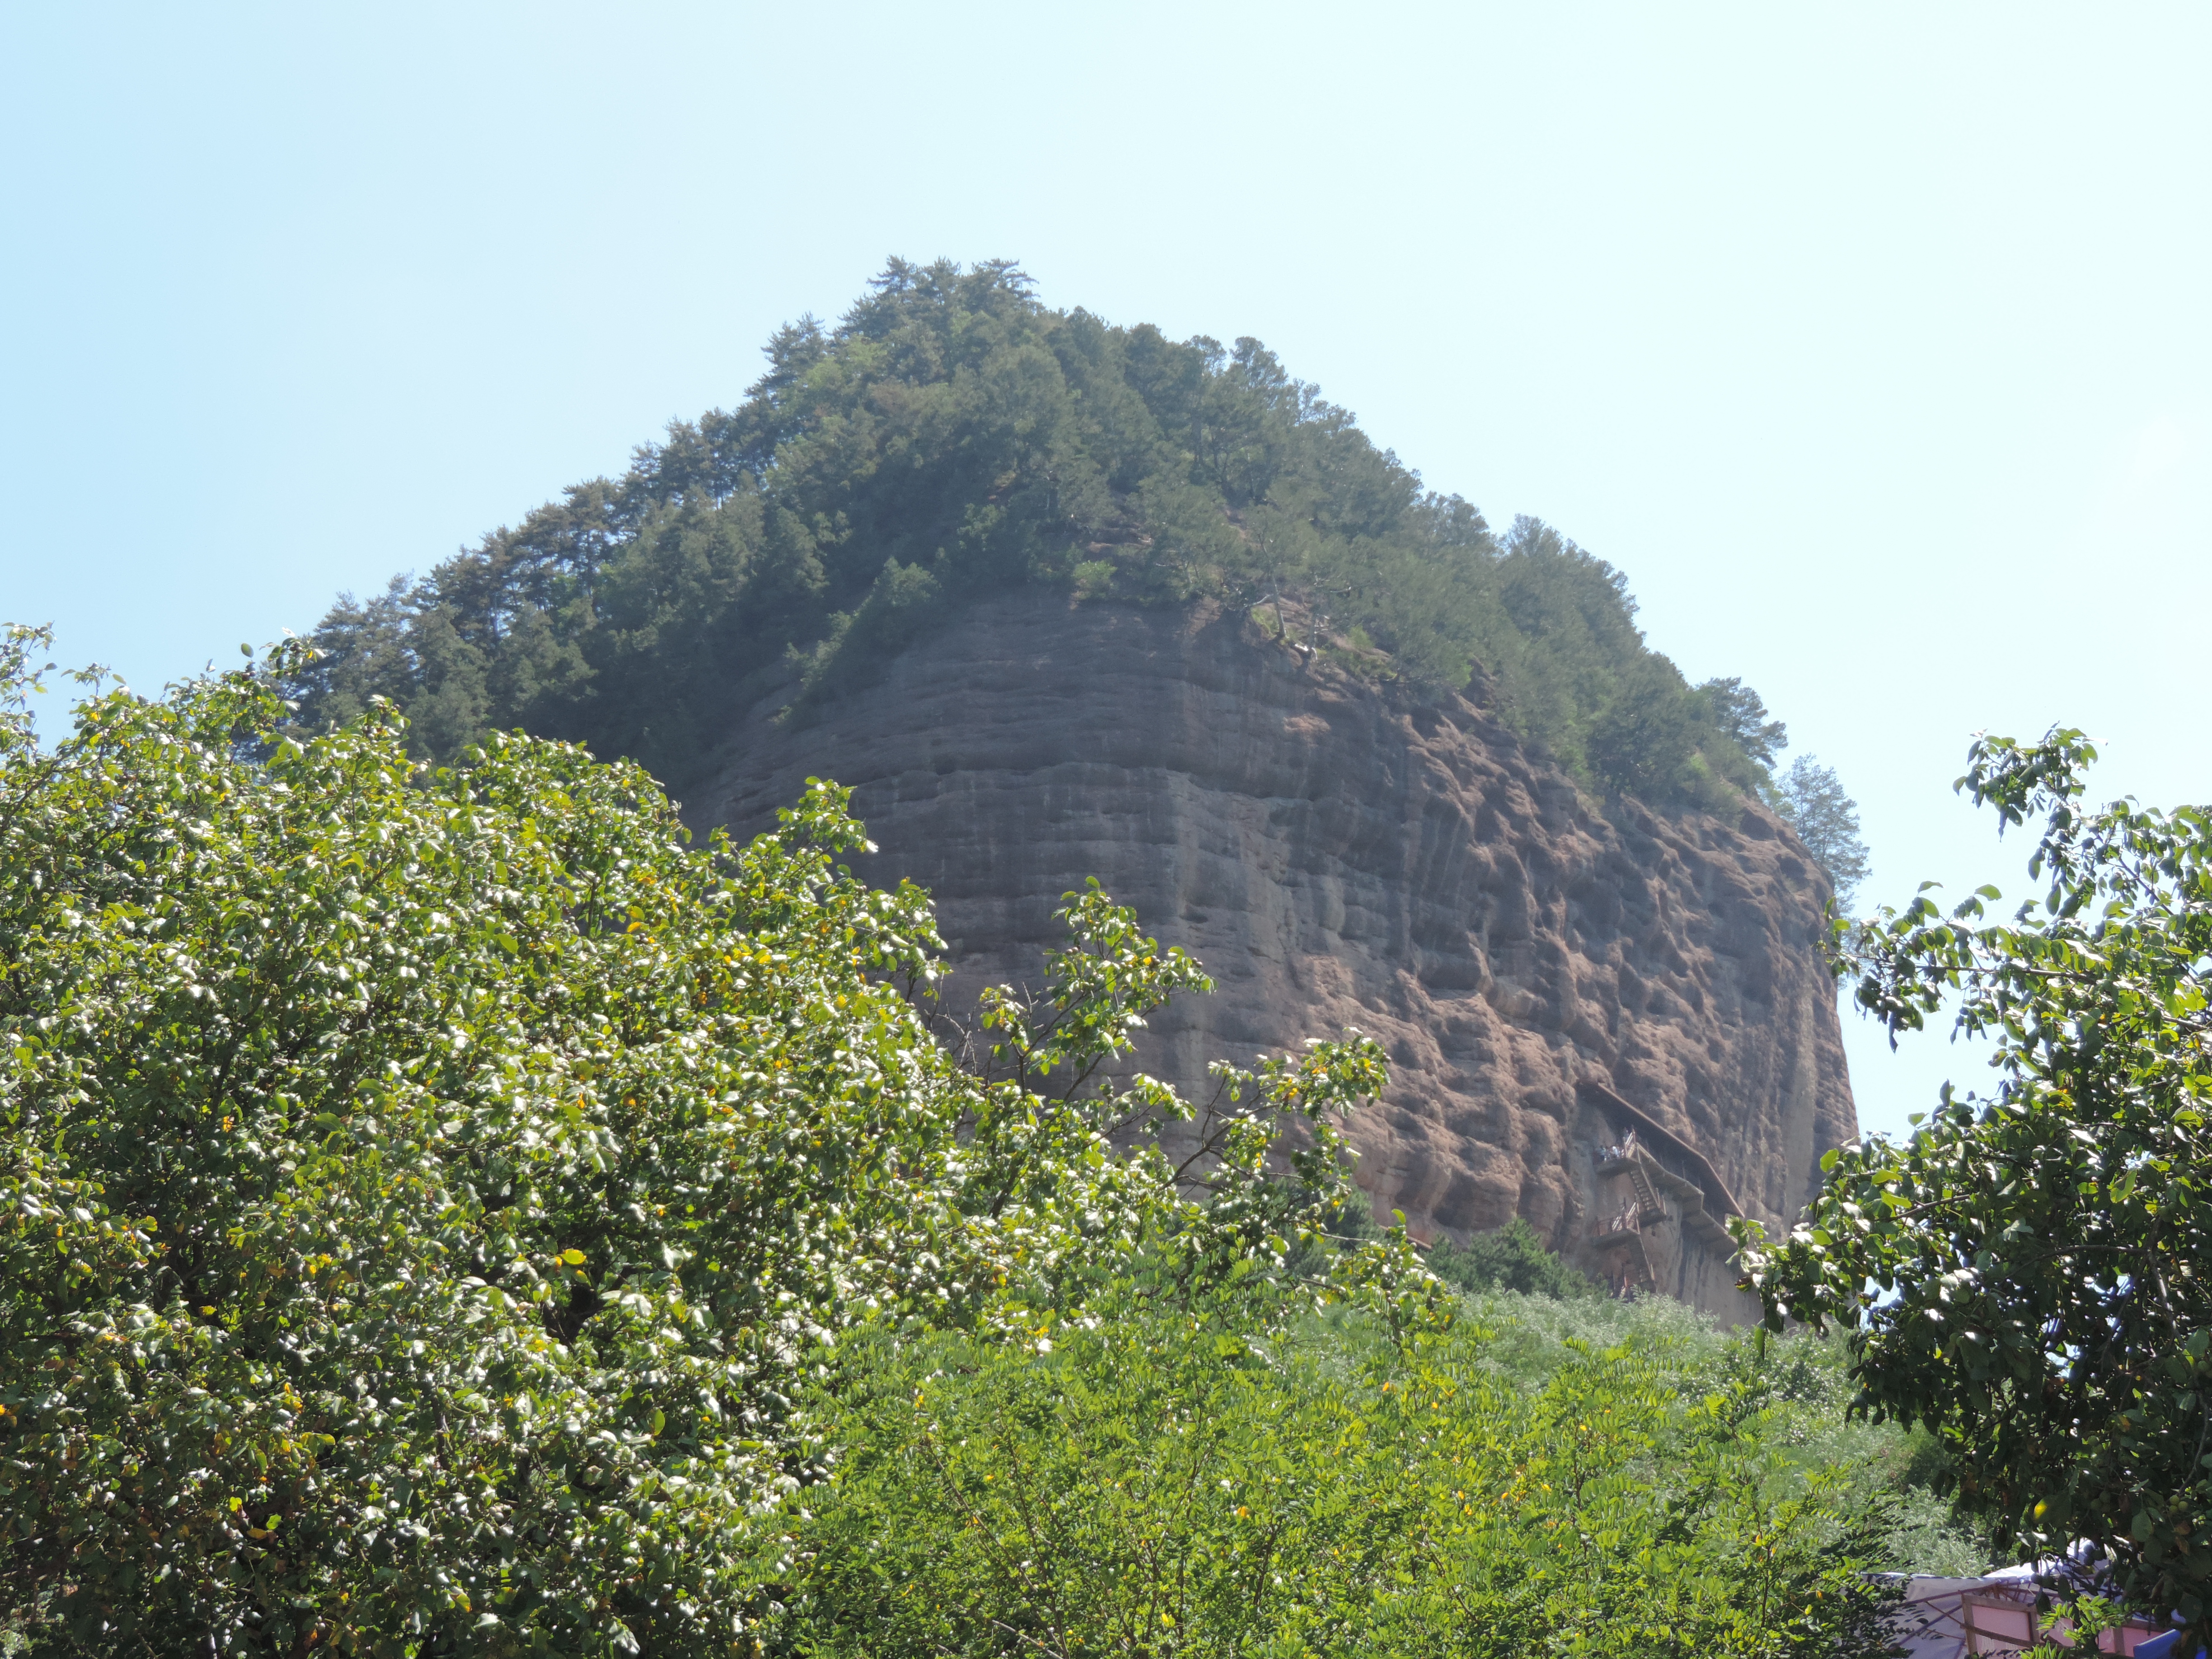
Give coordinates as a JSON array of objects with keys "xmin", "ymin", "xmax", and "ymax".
[{"xmin": 6, "ymin": 4, "xmax": 2208, "ymax": 1141}]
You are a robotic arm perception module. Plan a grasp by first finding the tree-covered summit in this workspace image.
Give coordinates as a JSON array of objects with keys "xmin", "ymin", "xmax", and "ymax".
[{"xmin": 295, "ymin": 259, "xmax": 1776, "ymax": 809}]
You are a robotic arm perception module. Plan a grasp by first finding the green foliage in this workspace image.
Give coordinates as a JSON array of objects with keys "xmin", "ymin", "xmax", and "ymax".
[
  {"xmin": 1699, "ymin": 678, "xmax": 1788, "ymax": 770},
  {"xmin": 1769, "ymin": 755, "xmax": 1872, "ymax": 911},
  {"xmin": 1455, "ymin": 1286, "xmax": 1986, "ymax": 1578},
  {"xmin": 783, "ymin": 1297, "xmax": 1909, "ymax": 1657},
  {"xmin": 0, "ymin": 627, "xmax": 1414, "ymax": 1657},
  {"xmin": 291, "ymin": 261, "xmax": 1775, "ymax": 807},
  {"xmin": 0, "ymin": 618, "xmax": 1941, "ymax": 1653},
  {"xmin": 1737, "ymin": 728, "xmax": 2212, "ymax": 1632},
  {"xmin": 1427, "ymin": 1216, "xmax": 1600, "ymax": 1300}
]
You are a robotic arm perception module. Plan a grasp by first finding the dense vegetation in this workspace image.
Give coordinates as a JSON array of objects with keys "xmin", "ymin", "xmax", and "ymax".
[
  {"xmin": 1742, "ymin": 730, "xmax": 2212, "ymax": 1641},
  {"xmin": 292, "ymin": 260, "xmax": 1786, "ymax": 812},
  {"xmin": 1428, "ymin": 1214, "xmax": 1601, "ymax": 1300},
  {"xmin": 0, "ymin": 629, "xmax": 1407, "ymax": 1654},
  {"xmin": 783, "ymin": 1293, "xmax": 1973, "ymax": 1658},
  {"xmin": 1, "ymin": 636, "xmax": 1962, "ymax": 1655}
]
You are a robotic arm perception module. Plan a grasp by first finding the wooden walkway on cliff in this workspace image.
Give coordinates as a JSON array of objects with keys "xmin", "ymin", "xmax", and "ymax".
[{"xmin": 1579, "ymin": 1078, "xmax": 1746, "ymax": 1256}]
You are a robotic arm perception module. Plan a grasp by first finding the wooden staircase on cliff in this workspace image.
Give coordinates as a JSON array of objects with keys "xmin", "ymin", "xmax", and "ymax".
[
  {"xmin": 1579, "ymin": 1081, "xmax": 1746, "ymax": 1261},
  {"xmin": 1593, "ymin": 1142, "xmax": 1668, "ymax": 1295},
  {"xmin": 1593, "ymin": 1230, "xmax": 1655, "ymax": 1295},
  {"xmin": 1600, "ymin": 1149, "xmax": 1667, "ymax": 1226}
]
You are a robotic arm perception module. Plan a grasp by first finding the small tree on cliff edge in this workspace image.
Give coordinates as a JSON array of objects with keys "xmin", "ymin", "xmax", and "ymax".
[
  {"xmin": 1771, "ymin": 754, "xmax": 1872, "ymax": 912},
  {"xmin": 1737, "ymin": 728, "xmax": 2212, "ymax": 1635}
]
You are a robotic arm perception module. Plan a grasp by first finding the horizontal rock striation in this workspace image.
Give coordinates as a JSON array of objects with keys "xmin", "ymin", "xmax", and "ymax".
[{"xmin": 694, "ymin": 592, "xmax": 1856, "ymax": 1318}]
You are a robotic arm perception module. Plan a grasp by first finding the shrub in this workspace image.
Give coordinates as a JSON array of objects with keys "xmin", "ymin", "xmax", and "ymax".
[{"xmin": 1427, "ymin": 1217, "xmax": 1600, "ymax": 1301}]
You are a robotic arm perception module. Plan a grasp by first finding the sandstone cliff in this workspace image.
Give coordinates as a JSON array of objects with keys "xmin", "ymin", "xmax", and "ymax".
[{"xmin": 694, "ymin": 592, "xmax": 1857, "ymax": 1319}]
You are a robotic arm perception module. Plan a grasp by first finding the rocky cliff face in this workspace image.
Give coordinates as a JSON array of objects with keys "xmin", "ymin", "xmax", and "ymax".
[{"xmin": 694, "ymin": 592, "xmax": 1856, "ymax": 1319}]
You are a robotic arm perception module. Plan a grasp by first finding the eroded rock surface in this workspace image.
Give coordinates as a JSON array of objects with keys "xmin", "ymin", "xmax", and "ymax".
[{"xmin": 693, "ymin": 593, "xmax": 1856, "ymax": 1318}]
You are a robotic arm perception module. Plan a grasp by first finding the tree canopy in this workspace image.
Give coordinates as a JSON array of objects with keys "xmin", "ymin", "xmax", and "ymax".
[
  {"xmin": 0, "ymin": 627, "xmax": 1404, "ymax": 1656},
  {"xmin": 1738, "ymin": 730, "xmax": 2212, "ymax": 1634},
  {"xmin": 290, "ymin": 260, "xmax": 1784, "ymax": 809},
  {"xmin": 1427, "ymin": 1216, "xmax": 1601, "ymax": 1300},
  {"xmin": 1770, "ymin": 755, "xmax": 1872, "ymax": 911}
]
